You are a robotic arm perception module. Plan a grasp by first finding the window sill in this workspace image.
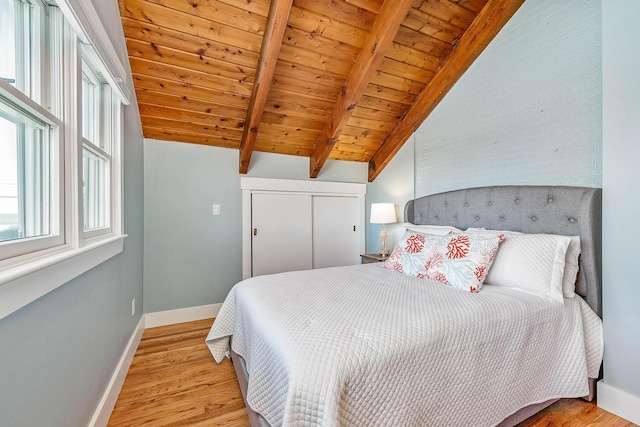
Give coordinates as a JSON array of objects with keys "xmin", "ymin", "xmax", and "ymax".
[{"xmin": 0, "ymin": 234, "xmax": 127, "ymax": 320}]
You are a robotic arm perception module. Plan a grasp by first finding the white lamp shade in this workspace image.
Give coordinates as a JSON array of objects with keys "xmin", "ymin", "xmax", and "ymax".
[{"xmin": 370, "ymin": 203, "xmax": 397, "ymax": 224}]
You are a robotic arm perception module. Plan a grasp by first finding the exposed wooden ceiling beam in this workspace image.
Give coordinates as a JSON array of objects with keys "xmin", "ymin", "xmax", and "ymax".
[
  {"xmin": 239, "ymin": 0, "xmax": 293, "ymax": 174},
  {"xmin": 368, "ymin": 0, "xmax": 524, "ymax": 182},
  {"xmin": 308, "ymin": 0, "xmax": 415, "ymax": 178}
]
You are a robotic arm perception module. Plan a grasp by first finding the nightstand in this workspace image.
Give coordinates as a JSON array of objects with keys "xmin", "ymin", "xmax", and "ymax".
[{"xmin": 360, "ymin": 253, "xmax": 388, "ymax": 264}]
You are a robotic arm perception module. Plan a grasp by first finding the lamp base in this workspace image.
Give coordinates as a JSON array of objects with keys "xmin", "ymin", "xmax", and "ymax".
[{"xmin": 378, "ymin": 230, "xmax": 391, "ymax": 257}]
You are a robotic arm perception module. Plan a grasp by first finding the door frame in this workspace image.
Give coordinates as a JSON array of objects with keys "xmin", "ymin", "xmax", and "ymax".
[{"xmin": 241, "ymin": 177, "xmax": 367, "ymax": 279}]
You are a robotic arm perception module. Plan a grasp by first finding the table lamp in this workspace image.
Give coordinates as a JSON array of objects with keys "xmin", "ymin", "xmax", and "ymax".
[{"xmin": 370, "ymin": 203, "xmax": 397, "ymax": 256}]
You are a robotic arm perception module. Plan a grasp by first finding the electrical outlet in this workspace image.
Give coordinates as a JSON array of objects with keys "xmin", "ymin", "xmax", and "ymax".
[
  {"xmin": 131, "ymin": 299, "xmax": 136, "ymax": 316},
  {"xmin": 212, "ymin": 204, "xmax": 221, "ymax": 215}
]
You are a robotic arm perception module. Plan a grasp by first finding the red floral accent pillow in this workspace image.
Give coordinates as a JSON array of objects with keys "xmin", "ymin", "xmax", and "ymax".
[
  {"xmin": 384, "ymin": 231, "xmax": 436, "ymax": 277},
  {"xmin": 446, "ymin": 234, "xmax": 470, "ymax": 259},
  {"xmin": 405, "ymin": 233, "xmax": 426, "ymax": 253},
  {"xmin": 420, "ymin": 232, "xmax": 504, "ymax": 293}
]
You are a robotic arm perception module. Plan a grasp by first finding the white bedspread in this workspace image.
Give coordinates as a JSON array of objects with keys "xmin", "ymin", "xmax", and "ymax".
[{"xmin": 206, "ymin": 263, "xmax": 603, "ymax": 427}]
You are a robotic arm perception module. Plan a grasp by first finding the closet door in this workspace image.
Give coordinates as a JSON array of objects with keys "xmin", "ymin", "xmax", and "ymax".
[
  {"xmin": 251, "ymin": 193, "xmax": 312, "ymax": 276},
  {"xmin": 312, "ymin": 196, "xmax": 359, "ymax": 268}
]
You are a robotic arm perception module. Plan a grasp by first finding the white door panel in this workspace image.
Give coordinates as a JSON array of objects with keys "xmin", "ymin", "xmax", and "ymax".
[
  {"xmin": 251, "ymin": 193, "xmax": 312, "ymax": 276},
  {"xmin": 312, "ymin": 196, "xmax": 359, "ymax": 268}
]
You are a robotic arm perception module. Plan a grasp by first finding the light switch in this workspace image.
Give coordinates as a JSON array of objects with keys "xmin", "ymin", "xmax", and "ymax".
[{"xmin": 212, "ymin": 204, "xmax": 221, "ymax": 215}]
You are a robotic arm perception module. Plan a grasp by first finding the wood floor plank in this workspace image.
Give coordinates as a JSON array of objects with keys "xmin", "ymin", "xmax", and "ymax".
[
  {"xmin": 143, "ymin": 319, "xmax": 214, "ymax": 337},
  {"xmin": 111, "ymin": 381, "xmax": 245, "ymax": 426},
  {"xmin": 516, "ymin": 398, "xmax": 636, "ymax": 426},
  {"xmin": 108, "ymin": 318, "xmax": 634, "ymax": 427},
  {"xmin": 133, "ymin": 339, "xmax": 211, "ymax": 356}
]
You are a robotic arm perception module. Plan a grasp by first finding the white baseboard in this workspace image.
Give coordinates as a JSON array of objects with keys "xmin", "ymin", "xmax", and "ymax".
[
  {"xmin": 597, "ymin": 380, "xmax": 640, "ymax": 424},
  {"xmin": 144, "ymin": 303, "xmax": 222, "ymax": 328},
  {"xmin": 88, "ymin": 316, "xmax": 145, "ymax": 427}
]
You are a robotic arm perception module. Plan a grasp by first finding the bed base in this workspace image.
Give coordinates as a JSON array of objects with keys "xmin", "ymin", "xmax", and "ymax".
[
  {"xmin": 230, "ymin": 346, "xmax": 596, "ymax": 427},
  {"xmin": 230, "ymin": 347, "xmax": 270, "ymax": 427}
]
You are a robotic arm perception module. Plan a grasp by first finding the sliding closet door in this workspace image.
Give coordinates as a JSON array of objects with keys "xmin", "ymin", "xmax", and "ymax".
[
  {"xmin": 312, "ymin": 196, "xmax": 359, "ymax": 268},
  {"xmin": 251, "ymin": 193, "xmax": 312, "ymax": 276}
]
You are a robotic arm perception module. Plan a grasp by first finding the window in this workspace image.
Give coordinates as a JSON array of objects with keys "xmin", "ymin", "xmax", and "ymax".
[
  {"xmin": 0, "ymin": 0, "xmax": 128, "ymax": 318},
  {"xmin": 0, "ymin": 0, "xmax": 62, "ymax": 261},
  {"xmin": 81, "ymin": 59, "xmax": 116, "ymax": 234}
]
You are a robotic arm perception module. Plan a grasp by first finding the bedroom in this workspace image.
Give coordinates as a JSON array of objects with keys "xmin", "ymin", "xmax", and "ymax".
[{"xmin": 0, "ymin": 0, "xmax": 638, "ymax": 426}]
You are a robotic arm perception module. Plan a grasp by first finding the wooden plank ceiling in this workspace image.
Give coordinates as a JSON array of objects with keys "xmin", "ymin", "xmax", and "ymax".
[{"xmin": 119, "ymin": 0, "xmax": 523, "ymax": 181}]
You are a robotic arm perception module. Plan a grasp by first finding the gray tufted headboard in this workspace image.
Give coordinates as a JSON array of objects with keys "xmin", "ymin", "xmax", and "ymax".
[{"xmin": 404, "ymin": 186, "xmax": 602, "ymax": 316}]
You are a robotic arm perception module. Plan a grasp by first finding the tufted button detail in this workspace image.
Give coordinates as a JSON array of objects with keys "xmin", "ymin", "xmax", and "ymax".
[
  {"xmin": 499, "ymin": 216, "xmax": 505, "ymax": 221},
  {"xmin": 475, "ymin": 215, "xmax": 480, "ymax": 221},
  {"xmin": 548, "ymin": 197, "xmax": 554, "ymax": 203},
  {"xmin": 464, "ymin": 202, "xmax": 469, "ymax": 207},
  {"xmin": 444, "ymin": 202, "xmax": 448, "ymax": 207},
  {"xmin": 569, "ymin": 217, "xmax": 577, "ymax": 223},
  {"xmin": 434, "ymin": 216, "xmax": 439, "ymax": 220},
  {"xmin": 487, "ymin": 201, "xmax": 492, "ymax": 207},
  {"xmin": 514, "ymin": 198, "xmax": 520, "ymax": 205},
  {"xmin": 531, "ymin": 216, "xmax": 538, "ymax": 221}
]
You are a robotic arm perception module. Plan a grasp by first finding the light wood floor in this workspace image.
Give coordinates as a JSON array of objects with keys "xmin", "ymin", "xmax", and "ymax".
[{"xmin": 108, "ymin": 318, "xmax": 635, "ymax": 427}]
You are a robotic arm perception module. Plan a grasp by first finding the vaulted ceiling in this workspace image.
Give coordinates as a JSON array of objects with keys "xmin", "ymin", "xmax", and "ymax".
[{"xmin": 118, "ymin": 0, "xmax": 523, "ymax": 181}]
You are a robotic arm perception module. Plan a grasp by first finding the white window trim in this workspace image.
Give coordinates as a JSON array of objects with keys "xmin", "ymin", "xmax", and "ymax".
[
  {"xmin": 0, "ymin": 235, "xmax": 125, "ymax": 319},
  {"xmin": 55, "ymin": 0, "xmax": 130, "ymax": 105},
  {"xmin": 0, "ymin": 3, "xmax": 128, "ymax": 320}
]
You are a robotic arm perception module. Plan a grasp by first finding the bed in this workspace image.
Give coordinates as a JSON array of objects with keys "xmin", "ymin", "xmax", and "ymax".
[{"xmin": 206, "ymin": 185, "xmax": 603, "ymax": 427}]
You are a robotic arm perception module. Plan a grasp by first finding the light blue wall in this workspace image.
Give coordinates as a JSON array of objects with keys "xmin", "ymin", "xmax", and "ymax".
[
  {"xmin": 247, "ymin": 150, "xmax": 368, "ymax": 183},
  {"xmin": 143, "ymin": 141, "xmax": 240, "ymax": 313},
  {"xmin": 143, "ymin": 140, "xmax": 367, "ymax": 313},
  {"xmin": 602, "ymin": 0, "xmax": 640, "ymax": 401},
  {"xmin": 365, "ymin": 137, "xmax": 415, "ymax": 253},
  {"xmin": 367, "ymin": 0, "xmax": 602, "ymax": 252},
  {"xmin": 0, "ymin": 0, "xmax": 144, "ymax": 425},
  {"xmin": 414, "ymin": 0, "xmax": 602, "ymax": 197}
]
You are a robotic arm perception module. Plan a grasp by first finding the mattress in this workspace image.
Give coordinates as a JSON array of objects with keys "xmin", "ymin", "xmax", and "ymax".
[{"xmin": 206, "ymin": 263, "xmax": 603, "ymax": 426}]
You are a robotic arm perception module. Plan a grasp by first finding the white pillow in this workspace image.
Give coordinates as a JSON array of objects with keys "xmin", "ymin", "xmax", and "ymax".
[
  {"xmin": 562, "ymin": 236, "xmax": 581, "ymax": 298},
  {"xmin": 403, "ymin": 222, "xmax": 462, "ymax": 235},
  {"xmin": 468, "ymin": 229, "xmax": 581, "ymax": 299},
  {"xmin": 468, "ymin": 229, "xmax": 571, "ymax": 304}
]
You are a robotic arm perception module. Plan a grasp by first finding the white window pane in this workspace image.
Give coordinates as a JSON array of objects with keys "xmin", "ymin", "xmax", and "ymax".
[
  {"xmin": 0, "ymin": 108, "xmax": 51, "ymax": 243},
  {"xmin": 82, "ymin": 146, "xmax": 109, "ymax": 231},
  {"xmin": 81, "ymin": 61, "xmax": 102, "ymax": 147},
  {"xmin": 82, "ymin": 74, "xmax": 96, "ymax": 142},
  {"xmin": 0, "ymin": 0, "xmax": 35, "ymax": 97},
  {"xmin": 0, "ymin": 0, "xmax": 17, "ymax": 86}
]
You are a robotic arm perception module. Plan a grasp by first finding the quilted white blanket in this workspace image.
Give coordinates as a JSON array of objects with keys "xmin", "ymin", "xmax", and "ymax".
[{"xmin": 206, "ymin": 264, "xmax": 603, "ymax": 427}]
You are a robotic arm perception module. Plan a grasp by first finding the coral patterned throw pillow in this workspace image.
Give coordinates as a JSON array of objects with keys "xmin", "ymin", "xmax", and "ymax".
[
  {"xmin": 419, "ymin": 232, "xmax": 504, "ymax": 293},
  {"xmin": 383, "ymin": 231, "xmax": 436, "ymax": 276}
]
